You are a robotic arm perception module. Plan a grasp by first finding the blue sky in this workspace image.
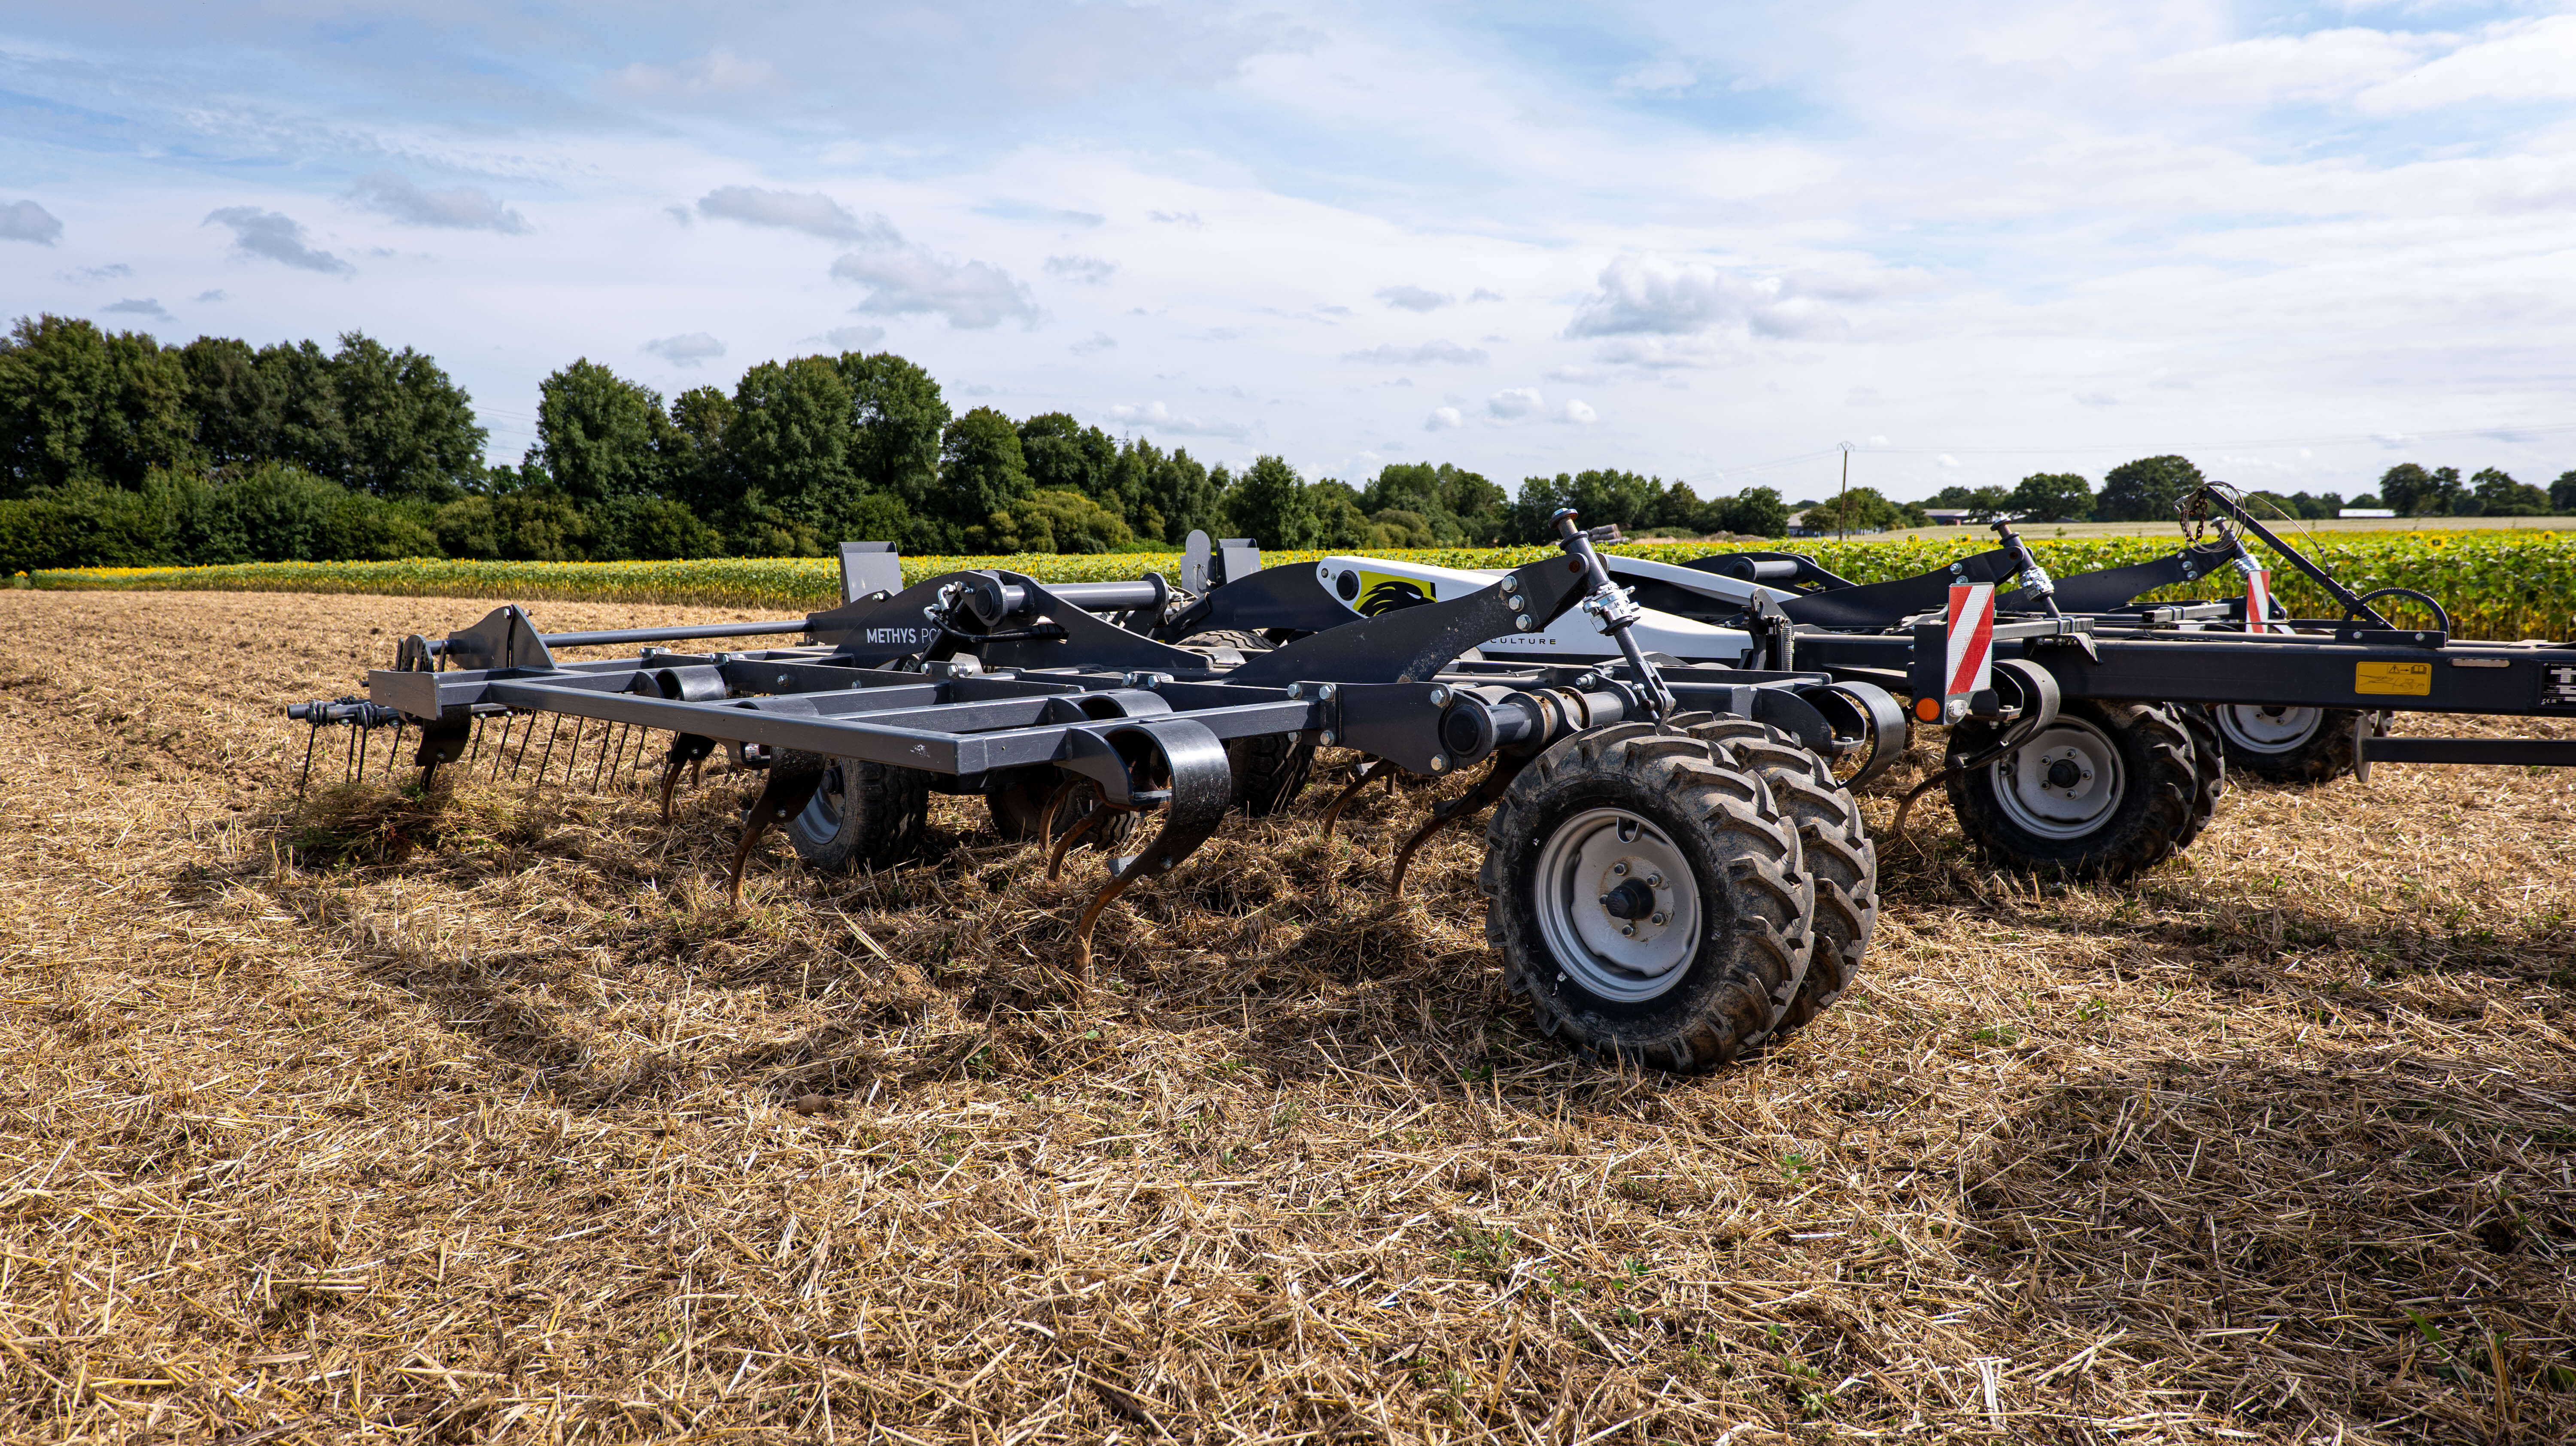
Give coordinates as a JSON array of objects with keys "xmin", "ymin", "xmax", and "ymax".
[{"xmin": 6, "ymin": 0, "xmax": 2575, "ymax": 501}]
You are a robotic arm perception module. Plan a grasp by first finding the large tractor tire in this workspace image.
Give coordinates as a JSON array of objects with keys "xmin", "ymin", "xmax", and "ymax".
[
  {"xmin": 2211, "ymin": 704, "xmax": 2359, "ymax": 784},
  {"xmin": 1226, "ymin": 731, "xmax": 1318, "ymax": 817},
  {"xmin": 1945, "ymin": 699, "xmax": 2197, "ymax": 881},
  {"xmin": 1481, "ymin": 725, "xmax": 1810, "ymax": 1072},
  {"xmin": 1671, "ymin": 714, "xmax": 1878, "ymax": 1039},
  {"xmin": 781, "ymin": 753, "xmax": 933, "ymax": 872},
  {"xmin": 2173, "ymin": 705, "xmax": 2227, "ymax": 851}
]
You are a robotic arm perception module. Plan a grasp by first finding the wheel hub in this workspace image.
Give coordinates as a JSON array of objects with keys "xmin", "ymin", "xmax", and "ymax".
[
  {"xmin": 1533, "ymin": 808, "xmax": 1700, "ymax": 1002},
  {"xmin": 1991, "ymin": 720, "xmax": 2125, "ymax": 840},
  {"xmin": 2215, "ymin": 703, "xmax": 2323, "ymax": 752}
]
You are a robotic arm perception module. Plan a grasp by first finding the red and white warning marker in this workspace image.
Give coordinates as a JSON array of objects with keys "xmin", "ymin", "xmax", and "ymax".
[
  {"xmin": 1916, "ymin": 581, "xmax": 1996, "ymax": 723},
  {"xmin": 2243, "ymin": 567, "xmax": 2274, "ymax": 634}
]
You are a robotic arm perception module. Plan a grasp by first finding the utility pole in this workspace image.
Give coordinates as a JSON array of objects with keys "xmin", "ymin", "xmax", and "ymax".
[{"xmin": 1836, "ymin": 441, "xmax": 1854, "ymax": 542}]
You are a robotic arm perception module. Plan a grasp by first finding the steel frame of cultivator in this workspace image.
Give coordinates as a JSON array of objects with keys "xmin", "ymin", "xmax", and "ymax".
[{"xmin": 289, "ymin": 516, "xmax": 1906, "ymax": 1069}]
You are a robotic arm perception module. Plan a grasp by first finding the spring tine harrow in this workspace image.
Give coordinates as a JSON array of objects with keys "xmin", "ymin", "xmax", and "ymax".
[{"xmin": 1388, "ymin": 756, "xmax": 1523, "ymax": 898}]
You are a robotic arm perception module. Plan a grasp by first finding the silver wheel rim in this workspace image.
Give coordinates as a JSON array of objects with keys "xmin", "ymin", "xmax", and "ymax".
[
  {"xmin": 796, "ymin": 763, "xmax": 849, "ymax": 840},
  {"xmin": 1990, "ymin": 719, "xmax": 2125, "ymax": 840},
  {"xmin": 2215, "ymin": 704, "xmax": 2324, "ymax": 753},
  {"xmin": 1532, "ymin": 808, "xmax": 1701, "ymax": 1003}
]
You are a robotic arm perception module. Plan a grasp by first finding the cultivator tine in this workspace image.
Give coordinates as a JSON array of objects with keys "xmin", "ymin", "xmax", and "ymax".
[
  {"xmin": 1388, "ymin": 756, "xmax": 1525, "ymax": 898},
  {"xmin": 386, "ymin": 721, "xmax": 405, "ymax": 782},
  {"xmin": 726, "ymin": 761, "xmax": 830, "ymax": 906},
  {"xmin": 353, "ymin": 717, "xmax": 370, "ymax": 782},
  {"xmin": 1042, "ymin": 780, "xmax": 1110, "ymax": 881},
  {"xmin": 661, "ymin": 734, "xmax": 718, "ymax": 821},
  {"xmin": 1319, "ymin": 758, "xmax": 1394, "ymax": 841},
  {"xmin": 589, "ymin": 723, "xmax": 615, "ymax": 791}
]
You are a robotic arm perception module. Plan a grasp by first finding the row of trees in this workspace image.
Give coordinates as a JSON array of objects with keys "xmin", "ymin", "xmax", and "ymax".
[
  {"xmin": 0, "ymin": 313, "xmax": 1798, "ymax": 567},
  {"xmin": 7, "ymin": 312, "xmax": 2566, "ymax": 571},
  {"xmin": 1917, "ymin": 455, "xmax": 2576, "ymax": 526}
]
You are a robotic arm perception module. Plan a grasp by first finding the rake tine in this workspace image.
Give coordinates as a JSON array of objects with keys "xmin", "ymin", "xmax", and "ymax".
[
  {"xmin": 511, "ymin": 714, "xmax": 542, "ymax": 780},
  {"xmin": 295, "ymin": 723, "xmax": 321, "ymax": 804},
  {"xmin": 351, "ymin": 718, "xmax": 367, "ymax": 784},
  {"xmin": 533, "ymin": 717, "xmax": 564, "ymax": 788},
  {"xmin": 467, "ymin": 717, "xmax": 487, "ymax": 771},
  {"xmin": 589, "ymin": 723, "xmax": 614, "ymax": 791},
  {"xmin": 559, "ymin": 720, "xmax": 586, "ymax": 787},
  {"xmin": 386, "ymin": 720, "xmax": 405, "ymax": 782},
  {"xmin": 489, "ymin": 715, "xmax": 513, "ymax": 778}
]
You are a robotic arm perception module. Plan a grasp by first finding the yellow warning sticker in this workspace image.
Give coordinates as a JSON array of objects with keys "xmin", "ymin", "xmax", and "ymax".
[{"xmin": 2355, "ymin": 660, "xmax": 2432, "ymax": 696}]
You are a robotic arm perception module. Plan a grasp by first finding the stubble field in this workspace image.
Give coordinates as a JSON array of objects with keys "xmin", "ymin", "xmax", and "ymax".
[{"xmin": 0, "ymin": 589, "xmax": 2571, "ymax": 1445}]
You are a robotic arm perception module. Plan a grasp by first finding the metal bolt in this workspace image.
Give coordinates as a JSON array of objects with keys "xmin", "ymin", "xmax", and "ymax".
[
  {"xmin": 1619, "ymin": 924, "xmax": 1636, "ymax": 937},
  {"xmin": 1286, "ymin": 684, "xmax": 1302, "ymax": 699},
  {"xmin": 1428, "ymin": 686, "xmax": 1450, "ymax": 706},
  {"xmin": 777, "ymin": 674, "xmax": 790, "ymax": 686},
  {"xmin": 1319, "ymin": 729, "xmax": 1336, "ymax": 746},
  {"xmin": 1515, "ymin": 614, "xmax": 1533, "ymax": 631},
  {"xmin": 1577, "ymin": 673, "xmax": 1598, "ymax": 688},
  {"xmin": 1650, "ymin": 911, "xmax": 1667, "ymax": 926},
  {"xmin": 1611, "ymin": 861, "xmax": 1628, "ymax": 876},
  {"xmin": 1318, "ymin": 683, "xmax": 1338, "ymax": 700},
  {"xmin": 1645, "ymin": 873, "xmax": 1662, "ymax": 888}
]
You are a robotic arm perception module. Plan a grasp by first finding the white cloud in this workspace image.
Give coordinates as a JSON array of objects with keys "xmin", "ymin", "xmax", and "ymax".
[
  {"xmin": 100, "ymin": 298, "xmax": 170, "ymax": 319},
  {"xmin": 203, "ymin": 208, "xmax": 351, "ymax": 274},
  {"xmin": 63, "ymin": 262, "xmax": 129, "ymax": 282},
  {"xmin": 976, "ymin": 200, "xmax": 1104, "ymax": 227},
  {"xmin": 2147, "ymin": 28, "xmax": 2433, "ymax": 107},
  {"xmin": 1487, "ymin": 387, "xmax": 1543, "ymax": 419},
  {"xmin": 1342, "ymin": 340, "xmax": 1487, "ymax": 365},
  {"xmin": 193, "ymin": 289, "xmax": 225, "ymax": 303},
  {"xmin": 1045, "ymin": 255, "xmax": 1116, "ymax": 284},
  {"xmin": 1072, "ymin": 332, "xmax": 1116, "ymax": 353},
  {"xmin": 2358, "ymin": 15, "xmax": 2576, "ymax": 112},
  {"xmin": 643, "ymin": 332, "xmax": 726, "ymax": 366},
  {"xmin": 348, "ymin": 173, "xmax": 531, "ymax": 233},
  {"xmin": 831, "ymin": 249, "xmax": 1040, "ymax": 329},
  {"xmin": 1, "ymin": 200, "xmax": 61, "ymax": 246},
  {"xmin": 1425, "ymin": 406, "xmax": 1464, "ymax": 430},
  {"xmin": 697, "ymin": 186, "xmax": 898, "ymax": 245},
  {"xmin": 820, "ymin": 324, "xmax": 884, "ymax": 349},
  {"xmin": 1149, "ymin": 210, "xmax": 1204, "ymax": 227},
  {"xmin": 1569, "ymin": 258, "xmax": 1849, "ymax": 343},
  {"xmin": 1558, "ymin": 399, "xmax": 1596, "ymax": 425},
  {"xmin": 1613, "ymin": 59, "xmax": 1697, "ymax": 96},
  {"xmin": 1107, "ymin": 399, "xmax": 1246, "ymax": 439},
  {"xmin": 1377, "ymin": 284, "xmax": 1449, "ymax": 311},
  {"xmin": 605, "ymin": 46, "xmax": 779, "ymax": 103},
  {"xmin": 1467, "ymin": 288, "xmax": 1504, "ymax": 303}
]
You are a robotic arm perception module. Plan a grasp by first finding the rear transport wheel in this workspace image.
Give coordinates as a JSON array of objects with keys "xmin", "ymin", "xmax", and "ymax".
[
  {"xmin": 781, "ymin": 751, "xmax": 932, "ymax": 872},
  {"xmin": 1481, "ymin": 725, "xmax": 1810, "ymax": 1072},
  {"xmin": 2173, "ymin": 705, "xmax": 2227, "ymax": 850},
  {"xmin": 1671, "ymin": 714, "xmax": 1878, "ymax": 1039},
  {"xmin": 1945, "ymin": 699, "xmax": 2196, "ymax": 881},
  {"xmin": 2212, "ymin": 704, "xmax": 2359, "ymax": 784}
]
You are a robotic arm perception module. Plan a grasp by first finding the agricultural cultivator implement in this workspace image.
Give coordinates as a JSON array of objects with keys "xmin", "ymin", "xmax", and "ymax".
[
  {"xmin": 1155, "ymin": 483, "xmax": 2573, "ymax": 885},
  {"xmin": 289, "ymin": 517, "xmax": 1900, "ymax": 1072}
]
